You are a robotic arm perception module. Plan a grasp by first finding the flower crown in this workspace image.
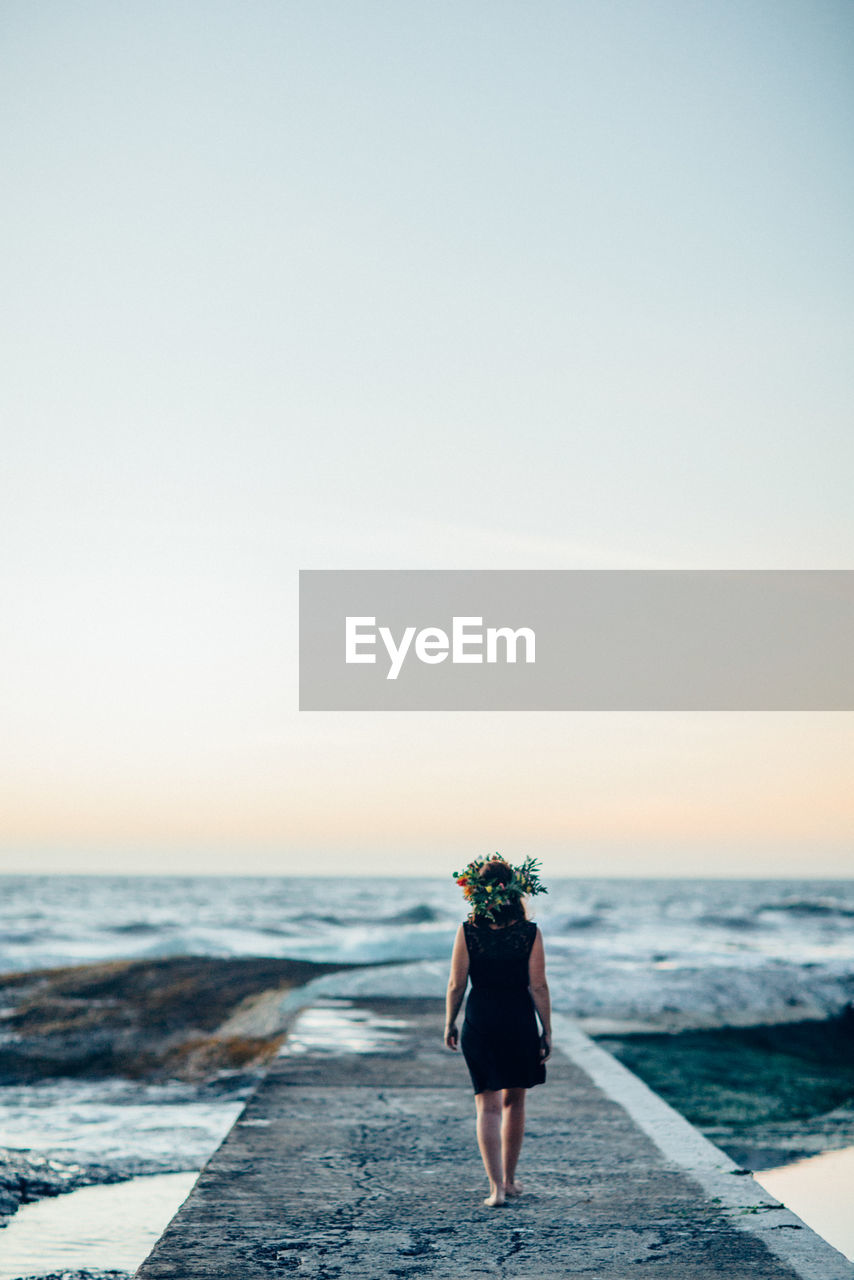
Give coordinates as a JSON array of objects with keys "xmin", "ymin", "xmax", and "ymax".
[{"xmin": 452, "ymin": 854, "xmax": 548, "ymax": 922}]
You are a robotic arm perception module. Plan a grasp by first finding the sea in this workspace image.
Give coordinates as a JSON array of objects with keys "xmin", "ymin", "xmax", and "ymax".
[
  {"xmin": 1, "ymin": 874, "xmax": 853, "ymax": 1277},
  {"xmin": 3, "ymin": 874, "xmax": 853, "ymax": 1023}
]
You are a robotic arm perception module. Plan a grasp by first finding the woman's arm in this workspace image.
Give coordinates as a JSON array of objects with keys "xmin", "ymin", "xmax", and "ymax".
[
  {"xmin": 444, "ymin": 923, "xmax": 469, "ymax": 1049},
  {"xmin": 528, "ymin": 925, "xmax": 552, "ymax": 1061}
]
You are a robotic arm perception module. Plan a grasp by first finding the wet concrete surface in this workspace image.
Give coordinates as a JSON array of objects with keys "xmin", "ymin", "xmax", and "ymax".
[{"xmin": 134, "ymin": 998, "xmax": 853, "ymax": 1279}]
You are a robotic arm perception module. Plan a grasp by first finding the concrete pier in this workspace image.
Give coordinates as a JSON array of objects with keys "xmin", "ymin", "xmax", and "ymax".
[{"xmin": 135, "ymin": 998, "xmax": 854, "ymax": 1279}]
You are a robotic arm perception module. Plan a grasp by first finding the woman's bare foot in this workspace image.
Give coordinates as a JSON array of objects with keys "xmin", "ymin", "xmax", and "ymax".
[
  {"xmin": 483, "ymin": 1185, "xmax": 506, "ymax": 1207},
  {"xmin": 504, "ymin": 1180, "xmax": 524, "ymax": 1197}
]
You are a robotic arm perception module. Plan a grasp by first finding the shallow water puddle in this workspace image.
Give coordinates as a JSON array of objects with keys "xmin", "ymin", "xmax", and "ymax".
[
  {"xmin": 279, "ymin": 998, "xmax": 409, "ymax": 1055},
  {"xmin": 0, "ymin": 1170, "xmax": 199, "ymax": 1280},
  {"xmin": 754, "ymin": 1144, "xmax": 854, "ymax": 1262}
]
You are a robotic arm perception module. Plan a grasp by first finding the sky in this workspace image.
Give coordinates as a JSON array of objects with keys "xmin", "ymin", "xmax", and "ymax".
[{"xmin": 1, "ymin": 1, "xmax": 852, "ymax": 877}]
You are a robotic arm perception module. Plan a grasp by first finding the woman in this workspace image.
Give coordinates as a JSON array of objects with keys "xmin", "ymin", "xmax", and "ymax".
[{"xmin": 444, "ymin": 854, "xmax": 551, "ymax": 1207}]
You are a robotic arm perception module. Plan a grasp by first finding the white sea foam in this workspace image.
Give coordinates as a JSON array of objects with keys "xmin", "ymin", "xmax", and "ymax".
[
  {"xmin": 0, "ymin": 1077, "xmax": 245, "ymax": 1171},
  {"xmin": 292, "ymin": 953, "xmax": 854, "ymax": 1031}
]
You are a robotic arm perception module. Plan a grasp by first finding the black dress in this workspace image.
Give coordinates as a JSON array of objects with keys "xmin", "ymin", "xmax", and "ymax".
[{"xmin": 460, "ymin": 918, "xmax": 546, "ymax": 1094}]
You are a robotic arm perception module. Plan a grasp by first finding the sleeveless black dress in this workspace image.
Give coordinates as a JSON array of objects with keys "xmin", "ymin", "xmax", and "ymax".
[{"xmin": 460, "ymin": 918, "xmax": 546, "ymax": 1094}]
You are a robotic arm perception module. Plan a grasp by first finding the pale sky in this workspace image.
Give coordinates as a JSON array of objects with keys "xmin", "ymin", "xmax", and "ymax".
[{"xmin": 1, "ymin": 1, "xmax": 852, "ymax": 876}]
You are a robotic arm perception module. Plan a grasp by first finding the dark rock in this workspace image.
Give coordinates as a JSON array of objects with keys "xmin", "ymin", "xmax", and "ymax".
[
  {"xmin": 9, "ymin": 1272, "xmax": 131, "ymax": 1279},
  {"xmin": 0, "ymin": 956, "xmax": 354, "ymax": 1085},
  {"xmin": 0, "ymin": 1147, "xmax": 127, "ymax": 1226}
]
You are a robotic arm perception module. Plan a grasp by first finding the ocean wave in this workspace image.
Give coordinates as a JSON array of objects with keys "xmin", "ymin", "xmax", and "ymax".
[
  {"xmin": 698, "ymin": 913, "xmax": 761, "ymax": 931},
  {"xmin": 548, "ymin": 913, "xmax": 607, "ymax": 933},
  {"xmin": 109, "ymin": 922, "xmax": 165, "ymax": 935},
  {"xmin": 381, "ymin": 904, "xmax": 446, "ymax": 925},
  {"xmin": 760, "ymin": 897, "xmax": 854, "ymax": 919},
  {"xmin": 295, "ymin": 904, "xmax": 447, "ymax": 928}
]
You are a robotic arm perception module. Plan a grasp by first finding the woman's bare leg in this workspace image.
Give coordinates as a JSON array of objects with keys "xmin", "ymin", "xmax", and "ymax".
[
  {"xmin": 501, "ymin": 1087, "xmax": 526, "ymax": 1194},
  {"xmin": 474, "ymin": 1090, "xmax": 505, "ymax": 1205}
]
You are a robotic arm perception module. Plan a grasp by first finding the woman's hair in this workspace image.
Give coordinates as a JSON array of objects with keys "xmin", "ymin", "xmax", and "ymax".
[{"xmin": 472, "ymin": 857, "xmax": 527, "ymax": 926}]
